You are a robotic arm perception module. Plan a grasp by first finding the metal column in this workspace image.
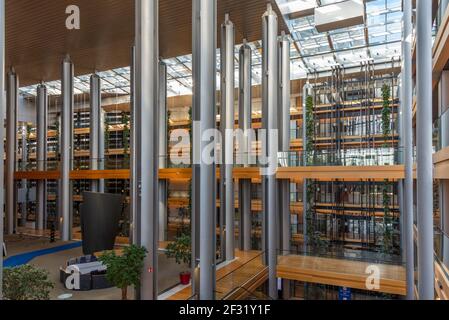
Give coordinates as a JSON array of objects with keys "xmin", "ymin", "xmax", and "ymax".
[
  {"xmin": 0, "ymin": 0, "xmax": 5, "ymax": 298},
  {"xmin": 416, "ymin": 0, "xmax": 435, "ymax": 300},
  {"xmin": 193, "ymin": 0, "xmax": 217, "ymax": 300},
  {"xmin": 61, "ymin": 57, "xmax": 74, "ymax": 242},
  {"xmin": 238, "ymin": 40, "xmax": 252, "ymax": 251},
  {"xmin": 262, "ymin": 4, "xmax": 279, "ymax": 299},
  {"xmin": 134, "ymin": 0, "xmax": 159, "ymax": 300},
  {"xmin": 20, "ymin": 124, "xmax": 28, "ymax": 228},
  {"xmin": 191, "ymin": 0, "xmax": 201, "ymax": 298},
  {"xmin": 278, "ymin": 31, "xmax": 291, "ymax": 300},
  {"xmin": 90, "ymin": 74, "xmax": 104, "ymax": 192},
  {"xmin": 36, "ymin": 84, "xmax": 48, "ymax": 230},
  {"xmin": 220, "ymin": 14, "xmax": 235, "ymax": 261},
  {"xmin": 402, "ymin": 0, "xmax": 415, "ymax": 300},
  {"xmin": 159, "ymin": 62, "xmax": 168, "ymax": 242},
  {"xmin": 130, "ymin": 46, "xmax": 138, "ymax": 246},
  {"xmin": 6, "ymin": 69, "xmax": 18, "ymax": 235}
]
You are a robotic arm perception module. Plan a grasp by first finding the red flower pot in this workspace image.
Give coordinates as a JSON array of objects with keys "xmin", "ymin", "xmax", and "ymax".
[{"xmin": 180, "ymin": 272, "xmax": 191, "ymax": 285}]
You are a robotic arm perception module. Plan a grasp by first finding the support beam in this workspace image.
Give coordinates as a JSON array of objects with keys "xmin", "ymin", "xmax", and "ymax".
[
  {"xmin": 0, "ymin": 0, "xmax": 5, "ymax": 299},
  {"xmin": 238, "ymin": 40, "xmax": 252, "ymax": 252},
  {"xmin": 89, "ymin": 74, "xmax": 104, "ymax": 192},
  {"xmin": 134, "ymin": 0, "xmax": 159, "ymax": 300},
  {"xmin": 262, "ymin": 3, "xmax": 279, "ymax": 300},
  {"xmin": 193, "ymin": 0, "xmax": 217, "ymax": 300},
  {"xmin": 36, "ymin": 84, "xmax": 48, "ymax": 230},
  {"xmin": 130, "ymin": 45, "xmax": 139, "ymax": 246},
  {"xmin": 159, "ymin": 62, "xmax": 168, "ymax": 242},
  {"xmin": 20, "ymin": 124, "xmax": 27, "ymax": 228},
  {"xmin": 416, "ymin": 0, "xmax": 435, "ymax": 300},
  {"xmin": 6, "ymin": 69, "xmax": 17, "ymax": 235},
  {"xmin": 220, "ymin": 13, "xmax": 235, "ymax": 262},
  {"xmin": 278, "ymin": 31, "xmax": 291, "ymax": 300},
  {"xmin": 60, "ymin": 56, "xmax": 74, "ymax": 241}
]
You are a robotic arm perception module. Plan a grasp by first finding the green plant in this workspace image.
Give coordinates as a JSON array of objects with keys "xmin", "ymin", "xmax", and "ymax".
[
  {"xmin": 98, "ymin": 245, "xmax": 147, "ymax": 300},
  {"xmin": 380, "ymin": 180, "xmax": 393, "ymax": 254},
  {"xmin": 381, "ymin": 84, "xmax": 392, "ymax": 138},
  {"xmin": 3, "ymin": 265, "xmax": 54, "ymax": 300},
  {"xmin": 165, "ymin": 233, "xmax": 191, "ymax": 271},
  {"xmin": 305, "ymin": 95, "xmax": 315, "ymax": 165}
]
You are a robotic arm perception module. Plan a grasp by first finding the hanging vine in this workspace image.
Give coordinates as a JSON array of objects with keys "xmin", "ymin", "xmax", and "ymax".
[
  {"xmin": 305, "ymin": 95, "xmax": 315, "ymax": 165},
  {"xmin": 381, "ymin": 83, "xmax": 391, "ymax": 139},
  {"xmin": 104, "ymin": 114, "xmax": 111, "ymax": 169},
  {"xmin": 381, "ymin": 180, "xmax": 393, "ymax": 254}
]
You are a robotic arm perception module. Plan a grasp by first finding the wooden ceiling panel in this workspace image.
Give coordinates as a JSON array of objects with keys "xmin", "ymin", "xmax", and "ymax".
[{"xmin": 6, "ymin": 0, "xmax": 288, "ymax": 87}]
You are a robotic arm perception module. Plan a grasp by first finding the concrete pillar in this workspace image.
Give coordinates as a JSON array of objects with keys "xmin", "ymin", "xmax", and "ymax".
[
  {"xmin": 6, "ymin": 69, "xmax": 18, "ymax": 235},
  {"xmin": 220, "ymin": 14, "xmax": 235, "ymax": 261},
  {"xmin": 60, "ymin": 56, "xmax": 74, "ymax": 241},
  {"xmin": 238, "ymin": 40, "xmax": 252, "ymax": 251},
  {"xmin": 36, "ymin": 84, "xmax": 48, "ymax": 230},
  {"xmin": 134, "ymin": 0, "xmax": 159, "ymax": 300},
  {"xmin": 193, "ymin": 0, "xmax": 218, "ymax": 300},
  {"xmin": 262, "ymin": 4, "xmax": 279, "ymax": 299},
  {"xmin": 416, "ymin": 0, "xmax": 435, "ymax": 300},
  {"xmin": 0, "ymin": 0, "xmax": 5, "ymax": 298},
  {"xmin": 159, "ymin": 62, "xmax": 168, "ymax": 242},
  {"xmin": 89, "ymin": 74, "xmax": 104, "ymax": 192}
]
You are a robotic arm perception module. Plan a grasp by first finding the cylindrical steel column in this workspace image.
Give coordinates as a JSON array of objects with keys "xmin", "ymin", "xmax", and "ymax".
[
  {"xmin": 402, "ymin": 0, "xmax": 415, "ymax": 300},
  {"xmin": 220, "ymin": 13, "xmax": 235, "ymax": 262},
  {"xmin": 159, "ymin": 62, "xmax": 168, "ymax": 242},
  {"xmin": 416, "ymin": 0, "xmax": 435, "ymax": 300},
  {"xmin": 278, "ymin": 31, "xmax": 291, "ymax": 300},
  {"xmin": 6, "ymin": 69, "xmax": 18, "ymax": 235},
  {"xmin": 0, "ymin": 0, "xmax": 5, "ymax": 298},
  {"xmin": 195, "ymin": 0, "xmax": 217, "ymax": 300},
  {"xmin": 238, "ymin": 40, "xmax": 252, "ymax": 251},
  {"xmin": 130, "ymin": 46, "xmax": 139, "ymax": 246},
  {"xmin": 89, "ymin": 74, "xmax": 103, "ymax": 192},
  {"xmin": 36, "ymin": 84, "xmax": 48, "ymax": 230},
  {"xmin": 134, "ymin": 0, "xmax": 159, "ymax": 300},
  {"xmin": 61, "ymin": 56, "xmax": 74, "ymax": 242},
  {"xmin": 262, "ymin": 4, "xmax": 279, "ymax": 299}
]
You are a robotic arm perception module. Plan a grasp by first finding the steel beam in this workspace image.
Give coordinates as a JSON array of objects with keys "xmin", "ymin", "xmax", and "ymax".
[
  {"xmin": 134, "ymin": 0, "xmax": 159, "ymax": 300},
  {"xmin": 89, "ymin": 74, "xmax": 104, "ymax": 192},
  {"xmin": 238, "ymin": 40, "xmax": 252, "ymax": 251},
  {"xmin": 262, "ymin": 4, "xmax": 279, "ymax": 299},
  {"xmin": 193, "ymin": 0, "xmax": 218, "ymax": 300},
  {"xmin": 60, "ymin": 57, "xmax": 74, "ymax": 241},
  {"xmin": 220, "ymin": 14, "xmax": 235, "ymax": 262},
  {"xmin": 36, "ymin": 84, "xmax": 48, "ymax": 230},
  {"xmin": 159, "ymin": 62, "xmax": 168, "ymax": 242},
  {"xmin": 416, "ymin": 0, "xmax": 435, "ymax": 300}
]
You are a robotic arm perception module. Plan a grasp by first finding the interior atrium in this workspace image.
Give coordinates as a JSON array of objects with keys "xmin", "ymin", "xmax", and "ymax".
[{"xmin": 0, "ymin": 0, "xmax": 447, "ymax": 302}]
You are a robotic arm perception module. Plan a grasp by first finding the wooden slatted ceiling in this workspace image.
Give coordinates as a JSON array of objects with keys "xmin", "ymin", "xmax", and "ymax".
[{"xmin": 6, "ymin": 0, "xmax": 288, "ymax": 87}]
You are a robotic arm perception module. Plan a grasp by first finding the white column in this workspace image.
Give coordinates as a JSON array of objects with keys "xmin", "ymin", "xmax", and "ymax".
[
  {"xmin": 134, "ymin": 0, "xmax": 159, "ymax": 300},
  {"xmin": 36, "ymin": 84, "xmax": 48, "ymax": 230}
]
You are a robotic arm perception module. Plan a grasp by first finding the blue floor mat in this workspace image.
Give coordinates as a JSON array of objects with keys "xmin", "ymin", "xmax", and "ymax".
[{"xmin": 3, "ymin": 242, "xmax": 82, "ymax": 268}]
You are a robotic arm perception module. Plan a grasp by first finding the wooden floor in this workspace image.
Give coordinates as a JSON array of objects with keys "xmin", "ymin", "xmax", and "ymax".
[
  {"xmin": 277, "ymin": 254, "xmax": 406, "ymax": 296},
  {"xmin": 166, "ymin": 250, "xmax": 266, "ymax": 300}
]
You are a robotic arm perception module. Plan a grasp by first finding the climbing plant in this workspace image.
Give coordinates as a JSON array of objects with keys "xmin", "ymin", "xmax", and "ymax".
[
  {"xmin": 104, "ymin": 115, "xmax": 111, "ymax": 168},
  {"xmin": 381, "ymin": 83, "xmax": 392, "ymax": 138},
  {"xmin": 381, "ymin": 180, "xmax": 394, "ymax": 254},
  {"xmin": 305, "ymin": 95, "xmax": 315, "ymax": 165}
]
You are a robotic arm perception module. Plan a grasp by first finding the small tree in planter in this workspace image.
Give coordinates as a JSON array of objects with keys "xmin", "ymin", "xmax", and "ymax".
[
  {"xmin": 165, "ymin": 234, "xmax": 191, "ymax": 285},
  {"xmin": 3, "ymin": 265, "xmax": 54, "ymax": 300},
  {"xmin": 99, "ymin": 245, "xmax": 147, "ymax": 300}
]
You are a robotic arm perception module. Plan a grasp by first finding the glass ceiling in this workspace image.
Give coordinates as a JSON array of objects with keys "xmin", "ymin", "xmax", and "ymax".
[{"xmin": 19, "ymin": 0, "xmax": 403, "ymax": 99}]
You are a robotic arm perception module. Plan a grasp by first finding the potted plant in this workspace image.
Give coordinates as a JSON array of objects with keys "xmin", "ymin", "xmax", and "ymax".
[
  {"xmin": 98, "ymin": 244, "xmax": 147, "ymax": 300},
  {"xmin": 3, "ymin": 265, "xmax": 54, "ymax": 300},
  {"xmin": 165, "ymin": 233, "xmax": 191, "ymax": 285}
]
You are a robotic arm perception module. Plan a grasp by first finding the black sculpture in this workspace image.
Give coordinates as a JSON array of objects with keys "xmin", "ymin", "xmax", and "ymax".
[{"xmin": 80, "ymin": 192, "xmax": 124, "ymax": 255}]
